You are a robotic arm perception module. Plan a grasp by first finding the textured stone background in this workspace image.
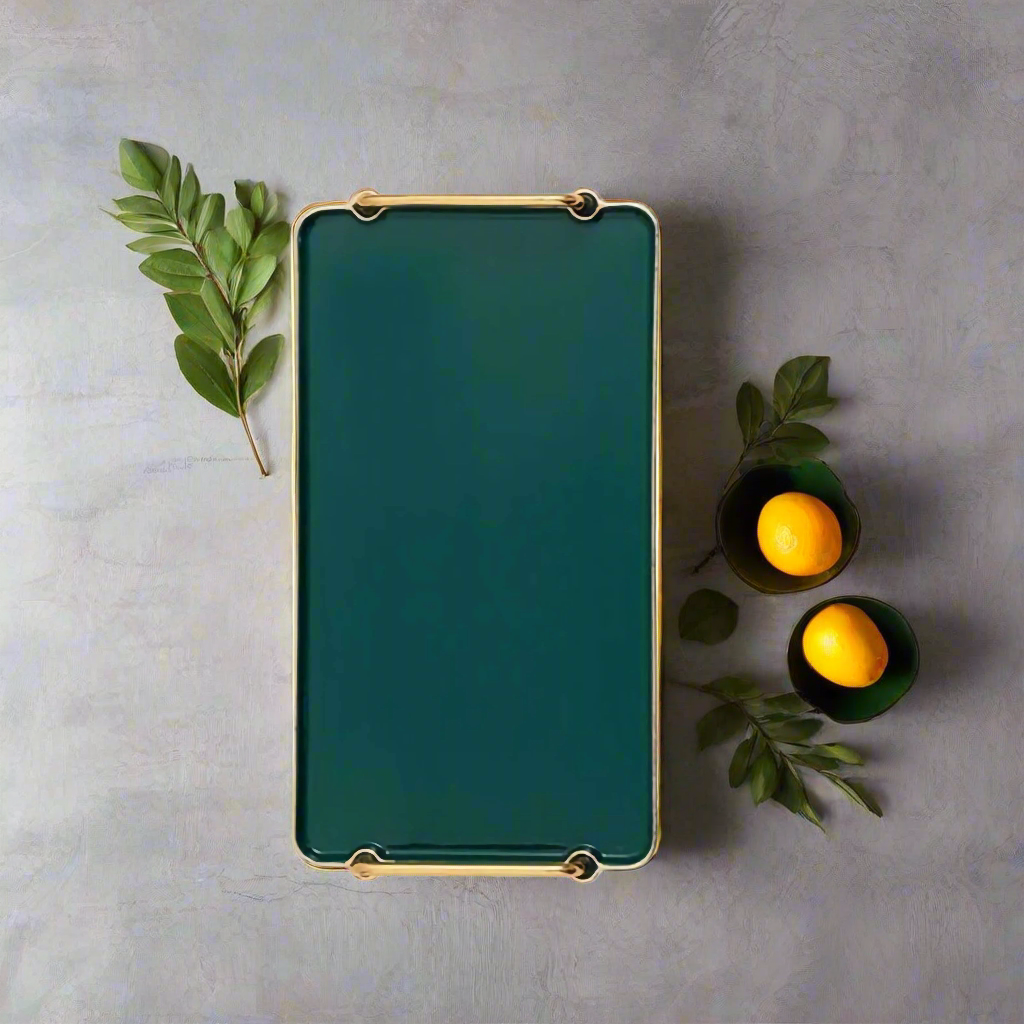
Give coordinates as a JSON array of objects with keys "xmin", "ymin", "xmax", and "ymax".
[{"xmin": 3, "ymin": 1, "xmax": 1023, "ymax": 1021}]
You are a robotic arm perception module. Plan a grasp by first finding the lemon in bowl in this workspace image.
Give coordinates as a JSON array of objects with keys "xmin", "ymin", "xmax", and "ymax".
[
  {"xmin": 716, "ymin": 459, "xmax": 860, "ymax": 594},
  {"xmin": 788, "ymin": 596, "xmax": 919, "ymax": 722},
  {"xmin": 757, "ymin": 492, "xmax": 842, "ymax": 576}
]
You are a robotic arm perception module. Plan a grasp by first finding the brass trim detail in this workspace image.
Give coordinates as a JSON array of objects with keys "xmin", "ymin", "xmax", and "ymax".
[{"xmin": 291, "ymin": 190, "xmax": 661, "ymax": 882}]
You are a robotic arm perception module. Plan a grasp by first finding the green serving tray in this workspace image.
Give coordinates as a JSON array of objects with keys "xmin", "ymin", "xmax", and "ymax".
[{"xmin": 292, "ymin": 190, "xmax": 660, "ymax": 881}]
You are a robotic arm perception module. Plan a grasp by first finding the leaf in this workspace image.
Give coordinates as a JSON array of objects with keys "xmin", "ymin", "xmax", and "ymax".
[
  {"xmin": 814, "ymin": 743, "xmax": 864, "ymax": 766},
  {"xmin": 736, "ymin": 382, "xmax": 764, "ymax": 444},
  {"xmin": 119, "ymin": 139, "xmax": 162, "ymax": 191},
  {"xmin": 226, "ymin": 207, "xmax": 255, "ymax": 252},
  {"xmin": 194, "ymin": 193, "xmax": 225, "ymax": 242},
  {"xmin": 234, "ymin": 179, "xmax": 254, "ymax": 208},
  {"xmin": 204, "ymin": 226, "xmax": 241, "ymax": 283},
  {"xmin": 200, "ymin": 278, "xmax": 237, "ymax": 350},
  {"xmin": 792, "ymin": 752, "xmax": 847, "ymax": 771},
  {"xmin": 764, "ymin": 718, "xmax": 824, "ymax": 743},
  {"xmin": 262, "ymin": 190, "xmax": 279, "ymax": 223},
  {"xmin": 115, "ymin": 213, "xmax": 178, "ymax": 234},
  {"xmin": 249, "ymin": 221, "xmax": 290, "ymax": 259},
  {"xmin": 235, "ymin": 254, "xmax": 278, "ymax": 304},
  {"xmin": 705, "ymin": 676, "xmax": 760, "ymax": 701},
  {"xmin": 140, "ymin": 143, "xmax": 169, "ymax": 176},
  {"xmin": 824, "ymin": 774, "xmax": 882, "ymax": 817},
  {"xmin": 770, "ymin": 422, "xmax": 829, "ymax": 454},
  {"xmin": 127, "ymin": 235, "xmax": 187, "ymax": 254},
  {"xmin": 138, "ymin": 248, "xmax": 207, "ymax": 292},
  {"xmin": 749, "ymin": 750, "xmax": 780, "ymax": 805},
  {"xmin": 678, "ymin": 588, "xmax": 738, "ymax": 645},
  {"xmin": 728, "ymin": 735, "xmax": 755, "ymax": 788},
  {"xmin": 158, "ymin": 155, "xmax": 181, "ymax": 218},
  {"xmin": 113, "ymin": 195, "xmax": 168, "ymax": 217},
  {"xmin": 696, "ymin": 704, "xmax": 746, "ymax": 751},
  {"xmin": 772, "ymin": 763, "xmax": 825, "ymax": 830},
  {"xmin": 240, "ymin": 334, "xmax": 284, "ymax": 404},
  {"xmin": 245, "ymin": 265, "xmax": 283, "ymax": 324},
  {"xmin": 773, "ymin": 356, "xmax": 830, "ymax": 420},
  {"xmin": 178, "ymin": 164, "xmax": 200, "ymax": 223},
  {"xmin": 759, "ymin": 692, "xmax": 812, "ymax": 715},
  {"xmin": 788, "ymin": 397, "xmax": 837, "ymax": 422},
  {"xmin": 250, "ymin": 182, "xmax": 267, "ymax": 219},
  {"xmin": 173, "ymin": 335, "xmax": 238, "ymax": 417},
  {"xmin": 165, "ymin": 292, "xmax": 223, "ymax": 352}
]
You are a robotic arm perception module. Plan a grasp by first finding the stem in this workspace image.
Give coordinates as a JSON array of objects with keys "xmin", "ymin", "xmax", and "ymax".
[
  {"xmin": 181, "ymin": 215, "xmax": 269, "ymax": 477},
  {"xmin": 689, "ymin": 545, "xmax": 721, "ymax": 575}
]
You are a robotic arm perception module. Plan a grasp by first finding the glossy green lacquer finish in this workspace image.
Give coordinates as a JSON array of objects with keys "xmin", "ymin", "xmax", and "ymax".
[
  {"xmin": 788, "ymin": 596, "xmax": 920, "ymax": 722},
  {"xmin": 295, "ymin": 204, "xmax": 657, "ymax": 867},
  {"xmin": 717, "ymin": 459, "xmax": 860, "ymax": 594}
]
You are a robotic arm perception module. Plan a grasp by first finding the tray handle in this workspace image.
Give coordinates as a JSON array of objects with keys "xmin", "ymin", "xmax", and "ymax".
[{"xmin": 349, "ymin": 188, "xmax": 602, "ymax": 221}]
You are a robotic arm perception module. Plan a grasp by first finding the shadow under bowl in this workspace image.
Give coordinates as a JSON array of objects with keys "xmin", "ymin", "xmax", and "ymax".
[
  {"xmin": 787, "ymin": 595, "xmax": 920, "ymax": 723},
  {"xmin": 716, "ymin": 459, "xmax": 860, "ymax": 594}
]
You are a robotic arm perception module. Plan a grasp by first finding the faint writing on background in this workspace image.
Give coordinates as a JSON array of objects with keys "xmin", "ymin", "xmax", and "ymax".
[{"xmin": 143, "ymin": 455, "xmax": 249, "ymax": 474}]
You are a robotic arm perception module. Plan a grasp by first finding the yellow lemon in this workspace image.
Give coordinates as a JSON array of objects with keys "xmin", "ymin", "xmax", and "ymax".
[
  {"xmin": 756, "ymin": 492, "xmax": 842, "ymax": 576},
  {"xmin": 802, "ymin": 603, "xmax": 888, "ymax": 688}
]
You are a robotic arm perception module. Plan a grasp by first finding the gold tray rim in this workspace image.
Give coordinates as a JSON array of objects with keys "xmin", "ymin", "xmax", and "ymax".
[{"xmin": 289, "ymin": 189, "xmax": 662, "ymax": 882}]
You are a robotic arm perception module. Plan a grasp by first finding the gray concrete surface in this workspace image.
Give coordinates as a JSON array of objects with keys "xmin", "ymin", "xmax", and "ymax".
[{"xmin": 2, "ymin": 1, "xmax": 1023, "ymax": 1021}]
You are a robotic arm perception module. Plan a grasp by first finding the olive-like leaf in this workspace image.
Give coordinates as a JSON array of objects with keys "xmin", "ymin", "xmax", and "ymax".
[
  {"xmin": 759, "ymin": 692, "xmax": 812, "ymax": 715},
  {"xmin": 245, "ymin": 265, "xmax": 283, "ymax": 324},
  {"xmin": 728, "ymin": 735, "xmax": 755, "ymax": 788},
  {"xmin": 226, "ymin": 207, "xmax": 255, "ymax": 252},
  {"xmin": 678, "ymin": 588, "xmax": 738, "ymax": 645},
  {"xmin": 200, "ymin": 278, "xmax": 236, "ymax": 350},
  {"xmin": 772, "ymin": 763, "xmax": 825, "ymax": 830},
  {"xmin": 770, "ymin": 422, "xmax": 829, "ymax": 454},
  {"xmin": 113, "ymin": 195, "xmax": 168, "ymax": 217},
  {"xmin": 824, "ymin": 774, "xmax": 882, "ymax": 817},
  {"xmin": 249, "ymin": 221, "xmax": 290, "ymax": 259},
  {"xmin": 115, "ymin": 213, "xmax": 178, "ymax": 234},
  {"xmin": 165, "ymin": 292, "xmax": 223, "ymax": 352},
  {"xmin": 792, "ymin": 752, "xmax": 846, "ymax": 771},
  {"xmin": 250, "ymin": 182, "xmax": 267, "ymax": 219},
  {"xmin": 749, "ymin": 750, "xmax": 780, "ymax": 805},
  {"xmin": 204, "ymin": 226, "xmax": 241, "ymax": 283},
  {"xmin": 119, "ymin": 139, "xmax": 162, "ymax": 191},
  {"xmin": 235, "ymin": 255, "xmax": 277, "ymax": 305},
  {"xmin": 159, "ymin": 155, "xmax": 182, "ymax": 218},
  {"xmin": 736, "ymin": 381, "xmax": 764, "ymax": 444},
  {"xmin": 773, "ymin": 356, "xmax": 830, "ymax": 420},
  {"xmin": 696, "ymin": 703, "xmax": 746, "ymax": 751},
  {"xmin": 234, "ymin": 179, "xmax": 254, "ymax": 208},
  {"xmin": 764, "ymin": 718, "xmax": 823, "ymax": 743},
  {"xmin": 178, "ymin": 164, "xmax": 200, "ymax": 223},
  {"xmin": 194, "ymin": 193, "xmax": 225, "ymax": 242},
  {"xmin": 173, "ymin": 335, "xmax": 238, "ymax": 417},
  {"xmin": 262, "ymin": 190, "xmax": 279, "ymax": 223},
  {"xmin": 138, "ymin": 249, "xmax": 206, "ymax": 292},
  {"xmin": 240, "ymin": 334, "xmax": 284, "ymax": 404},
  {"xmin": 704, "ymin": 676, "xmax": 760, "ymax": 701},
  {"xmin": 814, "ymin": 743, "xmax": 864, "ymax": 765},
  {"xmin": 126, "ymin": 235, "xmax": 186, "ymax": 254},
  {"xmin": 788, "ymin": 396, "xmax": 837, "ymax": 422}
]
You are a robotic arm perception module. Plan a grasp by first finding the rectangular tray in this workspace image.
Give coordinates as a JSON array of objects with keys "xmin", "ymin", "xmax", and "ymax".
[{"xmin": 292, "ymin": 190, "xmax": 661, "ymax": 881}]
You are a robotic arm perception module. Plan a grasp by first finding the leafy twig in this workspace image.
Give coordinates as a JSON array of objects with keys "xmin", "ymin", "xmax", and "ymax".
[
  {"xmin": 110, "ymin": 140, "xmax": 289, "ymax": 476},
  {"xmin": 688, "ymin": 356, "xmax": 837, "ymax": 573},
  {"xmin": 671, "ymin": 677, "xmax": 883, "ymax": 829}
]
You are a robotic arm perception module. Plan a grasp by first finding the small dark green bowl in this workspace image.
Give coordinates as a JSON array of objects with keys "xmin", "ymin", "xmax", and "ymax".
[
  {"xmin": 788, "ymin": 595, "xmax": 920, "ymax": 722},
  {"xmin": 716, "ymin": 459, "xmax": 860, "ymax": 594}
]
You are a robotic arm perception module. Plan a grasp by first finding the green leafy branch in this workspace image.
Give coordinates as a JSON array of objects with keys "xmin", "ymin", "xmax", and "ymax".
[
  {"xmin": 109, "ymin": 140, "xmax": 289, "ymax": 475},
  {"xmin": 674, "ymin": 677, "xmax": 882, "ymax": 829},
  {"xmin": 690, "ymin": 355, "xmax": 837, "ymax": 574}
]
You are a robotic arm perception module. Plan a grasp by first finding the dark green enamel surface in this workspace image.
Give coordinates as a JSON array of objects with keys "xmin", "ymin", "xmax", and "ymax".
[
  {"xmin": 295, "ymin": 204, "xmax": 657, "ymax": 867},
  {"xmin": 717, "ymin": 459, "xmax": 860, "ymax": 594},
  {"xmin": 788, "ymin": 596, "xmax": 920, "ymax": 722}
]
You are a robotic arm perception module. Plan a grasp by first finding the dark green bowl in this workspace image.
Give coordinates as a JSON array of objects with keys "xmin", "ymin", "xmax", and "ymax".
[
  {"xmin": 788, "ymin": 596, "xmax": 920, "ymax": 722},
  {"xmin": 716, "ymin": 459, "xmax": 860, "ymax": 594}
]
